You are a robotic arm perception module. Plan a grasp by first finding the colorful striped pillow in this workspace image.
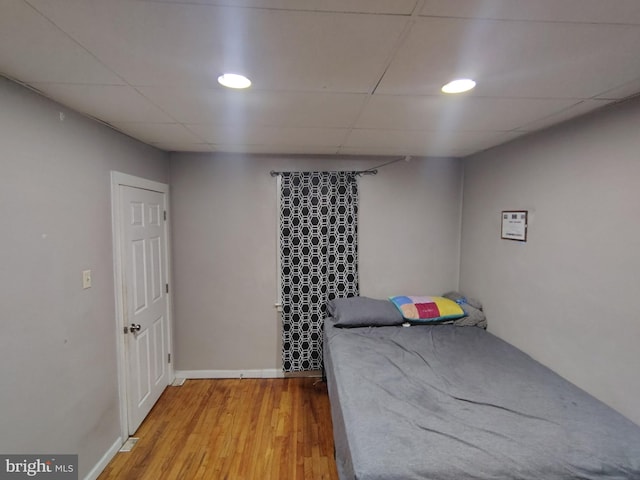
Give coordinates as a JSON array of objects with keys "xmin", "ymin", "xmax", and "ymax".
[{"xmin": 389, "ymin": 295, "xmax": 466, "ymax": 323}]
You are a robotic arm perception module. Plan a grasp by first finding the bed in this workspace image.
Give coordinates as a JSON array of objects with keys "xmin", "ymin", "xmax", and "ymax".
[{"xmin": 323, "ymin": 297, "xmax": 640, "ymax": 480}]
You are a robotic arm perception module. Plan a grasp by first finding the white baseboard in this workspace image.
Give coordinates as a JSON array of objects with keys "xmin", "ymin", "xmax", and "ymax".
[
  {"xmin": 84, "ymin": 436, "xmax": 122, "ymax": 480},
  {"xmin": 174, "ymin": 369, "xmax": 286, "ymax": 379}
]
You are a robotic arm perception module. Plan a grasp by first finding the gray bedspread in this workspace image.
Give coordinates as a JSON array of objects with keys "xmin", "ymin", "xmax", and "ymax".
[{"xmin": 323, "ymin": 319, "xmax": 640, "ymax": 480}]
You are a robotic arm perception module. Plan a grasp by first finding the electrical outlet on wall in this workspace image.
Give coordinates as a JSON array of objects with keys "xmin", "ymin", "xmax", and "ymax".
[{"xmin": 82, "ymin": 270, "xmax": 92, "ymax": 289}]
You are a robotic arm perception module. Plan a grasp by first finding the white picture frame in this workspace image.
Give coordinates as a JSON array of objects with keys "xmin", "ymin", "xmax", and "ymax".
[{"xmin": 501, "ymin": 210, "xmax": 528, "ymax": 242}]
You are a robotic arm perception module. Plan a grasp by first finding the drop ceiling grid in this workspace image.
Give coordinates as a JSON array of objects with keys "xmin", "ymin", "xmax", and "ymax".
[{"xmin": 2, "ymin": 0, "xmax": 640, "ymax": 155}]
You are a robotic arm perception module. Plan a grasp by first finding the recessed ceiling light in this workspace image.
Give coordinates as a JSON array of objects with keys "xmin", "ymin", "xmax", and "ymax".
[
  {"xmin": 441, "ymin": 78, "xmax": 476, "ymax": 94},
  {"xmin": 217, "ymin": 73, "xmax": 252, "ymax": 89}
]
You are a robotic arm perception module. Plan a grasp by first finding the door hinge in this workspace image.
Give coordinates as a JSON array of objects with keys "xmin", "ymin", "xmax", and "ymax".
[
  {"xmin": 168, "ymin": 353, "xmax": 171, "ymax": 364},
  {"xmin": 165, "ymin": 283, "xmax": 169, "ymax": 294},
  {"xmin": 164, "ymin": 210, "xmax": 167, "ymax": 221}
]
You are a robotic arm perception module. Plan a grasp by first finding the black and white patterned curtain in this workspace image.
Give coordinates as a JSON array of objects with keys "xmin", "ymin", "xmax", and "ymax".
[{"xmin": 279, "ymin": 171, "xmax": 359, "ymax": 372}]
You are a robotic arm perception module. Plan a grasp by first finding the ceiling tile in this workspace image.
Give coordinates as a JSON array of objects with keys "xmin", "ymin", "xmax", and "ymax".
[
  {"xmin": 30, "ymin": 83, "xmax": 175, "ymax": 122},
  {"xmin": 110, "ymin": 122, "xmax": 206, "ymax": 144},
  {"xmin": 214, "ymin": 144, "xmax": 339, "ymax": 155},
  {"xmin": 376, "ymin": 17, "xmax": 640, "ymax": 98},
  {"xmin": 343, "ymin": 129, "xmax": 447, "ymax": 151},
  {"xmin": 344, "ymin": 128, "xmax": 523, "ymax": 154},
  {"xmin": 146, "ymin": 0, "xmax": 419, "ymax": 15},
  {"xmin": 355, "ymin": 95, "xmax": 579, "ymax": 131},
  {"xmin": 336, "ymin": 145, "xmax": 467, "ymax": 157},
  {"xmin": 0, "ymin": 0, "xmax": 123, "ymax": 84},
  {"xmin": 420, "ymin": 0, "xmax": 640, "ymax": 24},
  {"xmin": 514, "ymin": 99, "xmax": 613, "ymax": 132},
  {"xmin": 594, "ymin": 78, "xmax": 640, "ymax": 100},
  {"xmin": 29, "ymin": 0, "xmax": 409, "ymax": 92},
  {"xmin": 139, "ymin": 88, "xmax": 367, "ymax": 127},
  {"xmin": 152, "ymin": 143, "xmax": 214, "ymax": 152},
  {"xmin": 186, "ymin": 124, "xmax": 348, "ymax": 146}
]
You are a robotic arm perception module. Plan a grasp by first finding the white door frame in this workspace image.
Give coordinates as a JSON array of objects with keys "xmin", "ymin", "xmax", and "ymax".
[{"xmin": 111, "ymin": 171, "xmax": 174, "ymax": 442}]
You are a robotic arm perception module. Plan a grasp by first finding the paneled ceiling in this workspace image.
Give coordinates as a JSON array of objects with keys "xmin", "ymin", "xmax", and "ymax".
[{"xmin": 2, "ymin": 0, "xmax": 640, "ymax": 157}]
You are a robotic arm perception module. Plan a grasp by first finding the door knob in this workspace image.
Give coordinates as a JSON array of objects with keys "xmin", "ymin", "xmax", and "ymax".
[{"xmin": 130, "ymin": 323, "xmax": 142, "ymax": 333}]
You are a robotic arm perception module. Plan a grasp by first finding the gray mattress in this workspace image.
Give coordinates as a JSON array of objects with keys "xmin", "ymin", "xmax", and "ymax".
[{"xmin": 323, "ymin": 319, "xmax": 640, "ymax": 480}]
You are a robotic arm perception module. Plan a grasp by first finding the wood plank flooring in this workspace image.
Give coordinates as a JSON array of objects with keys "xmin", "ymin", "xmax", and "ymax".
[{"xmin": 98, "ymin": 378, "xmax": 339, "ymax": 480}]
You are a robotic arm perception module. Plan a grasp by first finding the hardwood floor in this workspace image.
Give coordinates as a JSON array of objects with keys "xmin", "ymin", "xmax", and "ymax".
[{"xmin": 98, "ymin": 378, "xmax": 339, "ymax": 480}]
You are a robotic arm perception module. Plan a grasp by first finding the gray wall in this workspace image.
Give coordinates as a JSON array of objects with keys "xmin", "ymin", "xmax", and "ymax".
[
  {"xmin": 460, "ymin": 97, "xmax": 640, "ymax": 425},
  {"xmin": 169, "ymin": 153, "xmax": 463, "ymax": 371},
  {"xmin": 0, "ymin": 77, "xmax": 169, "ymax": 477}
]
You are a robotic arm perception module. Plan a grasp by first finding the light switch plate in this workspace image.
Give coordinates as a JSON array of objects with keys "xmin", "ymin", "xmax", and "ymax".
[{"xmin": 82, "ymin": 270, "xmax": 92, "ymax": 289}]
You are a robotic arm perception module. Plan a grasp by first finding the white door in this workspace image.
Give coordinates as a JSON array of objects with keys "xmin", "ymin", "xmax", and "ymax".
[{"xmin": 120, "ymin": 185, "xmax": 170, "ymax": 434}]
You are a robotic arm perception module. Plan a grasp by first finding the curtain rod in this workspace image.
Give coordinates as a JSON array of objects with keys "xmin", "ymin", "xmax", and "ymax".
[
  {"xmin": 269, "ymin": 156, "xmax": 411, "ymax": 177},
  {"xmin": 269, "ymin": 170, "xmax": 375, "ymax": 177}
]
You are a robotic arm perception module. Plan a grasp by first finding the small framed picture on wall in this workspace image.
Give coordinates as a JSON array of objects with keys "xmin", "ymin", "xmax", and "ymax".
[{"xmin": 501, "ymin": 211, "xmax": 528, "ymax": 242}]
